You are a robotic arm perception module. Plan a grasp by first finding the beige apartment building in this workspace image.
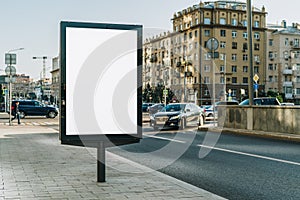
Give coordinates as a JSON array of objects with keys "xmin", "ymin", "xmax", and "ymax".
[
  {"xmin": 143, "ymin": 0, "xmax": 267, "ymax": 105},
  {"xmin": 266, "ymin": 21, "xmax": 300, "ymax": 104}
]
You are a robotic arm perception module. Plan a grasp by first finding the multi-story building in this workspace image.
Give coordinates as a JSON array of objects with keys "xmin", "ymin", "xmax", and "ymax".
[
  {"xmin": 50, "ymin": 56, "xmax": 60, "ymax": 105},
  {"xmin": 266, "ymin": 21, "xmax": 300, "ymax": 104},
  {"xmin": 143, "ymin": 1, "xmax": 267, "ymax": 105}
]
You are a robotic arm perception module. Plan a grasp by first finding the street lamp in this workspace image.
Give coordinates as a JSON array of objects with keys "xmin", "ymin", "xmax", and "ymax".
[
  {"xmin": 5, "ymin": 47, "xmax": 24, "ymax": 126},
  {"xmin": 32, "ymin": 56, "xmax": 48, "ymax": 101},
  {"xmin": 179, "ymin": 60, "xmax": 193, "ymax": 102}
]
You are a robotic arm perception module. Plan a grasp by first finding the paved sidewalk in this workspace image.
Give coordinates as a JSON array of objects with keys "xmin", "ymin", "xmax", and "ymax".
[{"xmin": 0, "ymin": 125, "xmax": 225, "ymax": 200}]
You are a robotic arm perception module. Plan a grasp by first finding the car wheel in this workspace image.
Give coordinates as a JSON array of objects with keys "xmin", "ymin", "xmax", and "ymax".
[
  {"xmin": 179, "ymin": 118, "xmax": 185, "ymax": 130},
  {"xmin": 19, "ymin": 111, "xmax": 25, "ymax": 119},
  {"xmin": 47, "ymin": 111, "xmax": 57, "ymax": 118},
  {"xmin": 199, "ymin": 115, "xmax": 204, "ymax": 127}
]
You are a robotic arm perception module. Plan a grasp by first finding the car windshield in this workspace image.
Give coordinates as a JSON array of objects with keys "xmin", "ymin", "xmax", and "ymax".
[{"xmin": 161, "ymin": 104, "xmax": 185, "ymax": 112}]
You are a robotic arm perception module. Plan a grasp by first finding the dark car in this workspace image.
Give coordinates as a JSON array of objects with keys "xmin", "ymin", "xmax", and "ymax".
[
  {"xmin": 148, "ymin": 103, "xmax": 165, "ymax": 116},
  {"xmin": 142, "ymin": 103, "xmax": 155, "ymax": 112},
  {"xmin": 239, "ymin": 97, "xmax": 280, "ymax": 106},
  {"xmin": 10, "ymin": 100, "xmax": 59, "ymax": 118},
  {"xmin": 150, "ymin": 103, "xmax": 205, "ymax": 130}
]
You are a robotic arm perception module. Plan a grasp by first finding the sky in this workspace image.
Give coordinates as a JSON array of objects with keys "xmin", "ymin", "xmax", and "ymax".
[{"xmin": 0, "ymin": 0, "xmax": 299, "ymax": 80}]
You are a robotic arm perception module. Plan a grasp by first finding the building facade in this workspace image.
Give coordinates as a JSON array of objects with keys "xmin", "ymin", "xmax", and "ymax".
[
  {"xmin": 266, "ymin": 21, "xmax": 300, "ymax": 104},
  {"xmin": 143, "ymin": 1, "xmax": 267, "ymax": 105}
]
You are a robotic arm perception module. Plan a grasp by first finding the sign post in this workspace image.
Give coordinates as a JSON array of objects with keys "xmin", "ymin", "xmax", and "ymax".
[{"xmin": 60, "ymin": 21, "xmax": 142, "ymax": 182}]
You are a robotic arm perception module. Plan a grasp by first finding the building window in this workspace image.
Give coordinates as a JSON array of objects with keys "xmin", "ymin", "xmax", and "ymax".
[
  {"xmin": 232, "ymin": 19, "xmax": 237, "ymax": 26},
  {"xmin": 220, "ymin": 76, "xmax": 225, "ymax": 84},
  {"xmin": 254, "ymin": 32, "xmax": 260, "ymax": 39},
  {"xmin": 269, "ymin": 76, "xmax": 273, "ymax": 82},
  {"xmin": 254, "ymin": 66, "xmax": 259, "ymax": 73},
  {"xmin": 204, "ymin": 30, "xmax": 210, "ymax": 37},
  {"xmin": 220, "ymin": 30, "xmax": 226, "ymax": 37},
  {"xmin": 204, "ymin": 18, "xmax": 211, "ymax": 25},
  {"xmin": 243, "ymin": 32, "xmax": 248, "ymax": 38},
  {"xmin": 269, "ymin": 51, "xmax": 274, "ymax": 59},
  {"xmin": 204, "ymin": 77, "xmax": 210, "ymax": 83},
  {"xmin": 205, "ymin": 53, "xmax": 211, "ymax": 60},
  {"xmin": 195, "ymin": 30, "xmax": 198, "ymax": 37},
  {"xmin": 254, "ymin": 43, "xmax": 260, "ymax": 50},
  {"xmin": 204, "ymin": 65, "xmax": 210, "ymax": 72},
  {"xmin": 285, "ymin": 38, "xmax": 289, "ymax": 46},
  {"xmin": 232, "ymin": 42, "xmax": 237, "ymax": 49},
  {"xmin": 242, "ymin": 20, "xmax": 247, "ymax": 27},
  {"xmin": 254, "ymin": 21, "xmax": 259, "ymax": 28},
  {"xmin": 232, "ymin": 31, "xmax": 237, "ymax": 38},
  {"xmin": 268, "ymin": 64, "xmax": 273, "ymax": 70},
  {"xmin": 269, "ymin": 39, "xmax": 274, "ymax": 46},
  {"xmin": 243, "ymin": 77, "xmax": 248, "ymax": 84},
  {"xmin": 220, "ymin": 65, "xmax": 225, "ymax": 72},
  {"xmin": 243, "ymin": 54, "xmax": 248, "ymax": 61},
  {"xmin": 204, "ymin": 88, "xmax": 210, "ymax": 96},
  {"xmin": 232, "ymin": 54, "xmax": 237, "ymax": 61},
  {"xmin": 220, "ymin": 18, "xmax": 226, "ymax": 25},
  {"xmin": 195, "ymin": 18, "xmax": 199, "ymax": 25},
  {"xmin": 220, "ymin": 41, "xmax": 226, "ymax": 48},
  {"xmin": 243, "ymin": 43, "xmax": 248, "ymax": 50},
  {"xmin": 189, "ymin": 32, "xmax": 193, "ymax": 39},
  {"xmin": 243, "ymin": 66, "xmax": 248, "ymax": 72},
  {"xmin": 232, "ymin": 77, "xmax": 237, "ymax": 83},
  {"xmin": 254, "ymin": 55, "xmax": 260, "ymax": 63},
  {"xmin": 232, "ymin": 66, "xmax": 237, "ymax": 73}
]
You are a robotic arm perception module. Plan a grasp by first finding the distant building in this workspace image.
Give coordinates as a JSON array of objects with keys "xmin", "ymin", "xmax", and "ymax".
[
  {"xmin": 143, "ymin": 0, "xmax": 267, "ymax": 104},
  {"xmin": 50, "ymin": 56, "xmax": 60, "ymax": 105},
  {"xmin": 266, "ymin": 21, "xmax": 300, "ymax": 103}
]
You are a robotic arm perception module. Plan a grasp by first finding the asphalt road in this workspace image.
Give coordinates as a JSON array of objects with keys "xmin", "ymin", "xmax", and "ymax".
[{"xmin": 108, "ymin": 125, "xmax": 300, "ymax": 200}]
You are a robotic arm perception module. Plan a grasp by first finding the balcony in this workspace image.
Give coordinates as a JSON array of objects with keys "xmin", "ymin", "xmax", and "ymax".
[
  {"xmin": 283, "ymin": 81, "xmax": 293, "ymax": 87},
  {"xmin": 283, "ymin": 69, "xmax": 293, "ymax": 75}
]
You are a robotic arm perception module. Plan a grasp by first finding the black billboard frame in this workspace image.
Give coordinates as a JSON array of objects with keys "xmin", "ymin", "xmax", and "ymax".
[
  {"xmin": 59, "ymin": 21, "xmax": 143, "ymax": 182},
  {"xmin": 59, "ymin": 21, "xmax": 142, "ymax": 148}
]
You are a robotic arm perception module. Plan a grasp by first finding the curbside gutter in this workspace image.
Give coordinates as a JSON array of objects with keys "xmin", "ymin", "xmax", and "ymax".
[{"xmin": 198, "ymin": 126, "xmax": 300, "ymax": 143}]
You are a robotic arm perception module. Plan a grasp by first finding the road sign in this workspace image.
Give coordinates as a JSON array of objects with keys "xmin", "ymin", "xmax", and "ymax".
[
  {"xmin": 5, "ymin": 66, "xmax": 16, "ymax": 76},
  {"xmin": 206, "ymin": 37, "xmax": 219, "ymax": 51},
  {"xmin": 253, "ymin": 74, "xmax": 259, "ymax": 83},
  {"xmin": 5, "ymin": 53, "xmax": 17, "ymax": 65},
  {"xmin": 254, "ymin": 83, "xmax": 259, "ymax": 91}
]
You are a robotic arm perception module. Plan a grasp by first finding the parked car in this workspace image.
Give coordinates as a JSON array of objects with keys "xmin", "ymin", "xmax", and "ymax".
[
  {"xmin": 9, "ymin": 100, "xmax": 59, "ymax": 118},
  {"xmin": 142, "ymin": 103, "xmax": 155, "ymax": 112},
  {"xmin": 239, "ymin": 97, "xmax": 280, "ymax": 106},
  {"xmin": 150, "ymin": 103, "xmax": 205, "ymax": 130},
  {"xmin": 202, "ymin": 101, "xmax": 239, "ymax": 121},
  {"xmin": 149, "ymin": 103, "xmax": 165, "ymax": 116}
]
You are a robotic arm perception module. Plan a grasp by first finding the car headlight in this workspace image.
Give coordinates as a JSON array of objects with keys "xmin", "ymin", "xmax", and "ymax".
[{"xmin": 170, "ymin": 115, "xmax": 180, "ymax": 120}]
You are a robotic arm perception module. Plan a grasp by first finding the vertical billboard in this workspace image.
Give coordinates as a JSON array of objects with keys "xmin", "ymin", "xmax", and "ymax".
[{"xmin": 60, "ymin": 21, "xmax": 142, "ymax": 147}]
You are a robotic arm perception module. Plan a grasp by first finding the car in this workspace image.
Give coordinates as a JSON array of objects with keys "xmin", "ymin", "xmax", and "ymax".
[
  {"xmin": 142, "ymin": 103, "xmax": 155, "ymax": 112},
  {"xmin": 9, "ymin": 100, "xmax": 59, "ymax": 119},
  {"xmin": 148, "ymin": 103, "xmax": 165, "ymax": 116},
  {"xmin": 150, "ymin": 103, "xmax": 205, "ymax": 130},
  {"xmin": 202, "ymin": 101, "xmax": 239, "ymax": 121},
  {"xmin": 239, "ymin": 97, "xmax": 280, "ymax": 106}
]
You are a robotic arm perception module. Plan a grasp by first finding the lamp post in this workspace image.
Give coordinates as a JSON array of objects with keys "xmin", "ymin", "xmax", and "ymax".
[
  {"xmin": 247, "ymin": 0, "xmax": 254, "ymax": 105},
  {"xmin": 5, "ymin": 48, "xmax": 24, "ymax": 126},
  {"xmin": 180, "ymin": 60, "xmax": 192, "ymax": 102},
  {"xmin": 32, "ymin": 56, "xmax": 47, "ymax": 101}
]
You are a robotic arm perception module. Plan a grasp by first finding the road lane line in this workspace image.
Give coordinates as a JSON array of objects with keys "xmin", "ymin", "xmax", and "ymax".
[
  {"xmin": 144, "ymin": 135, "xmax": 186, "ymax": 143},
  {"xmin": 198, "ymin": 144, "xmax": 300, "ymax": 166}
]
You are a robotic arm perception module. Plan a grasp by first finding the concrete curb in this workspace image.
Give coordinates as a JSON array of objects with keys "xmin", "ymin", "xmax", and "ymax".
[{"xmin": 198, "ymin": 127, "xmax": 300, "ymax": 143}]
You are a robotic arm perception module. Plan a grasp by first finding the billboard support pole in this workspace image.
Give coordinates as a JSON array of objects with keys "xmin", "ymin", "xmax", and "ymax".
[{"xmin": 97, "ymin": 142, "xmax": 106, "ymax": 182}]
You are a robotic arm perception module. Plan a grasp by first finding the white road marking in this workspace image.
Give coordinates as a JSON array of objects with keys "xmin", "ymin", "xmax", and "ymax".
[
  {"xmin": 198, "ymin": 144, "xmax": 300, "ymax": 166},
  {"xmin": 145, "ymin": 135, "xmax": 186, "ymax": 144}
]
